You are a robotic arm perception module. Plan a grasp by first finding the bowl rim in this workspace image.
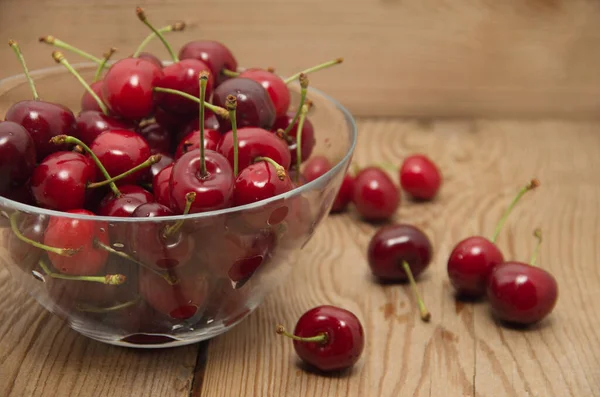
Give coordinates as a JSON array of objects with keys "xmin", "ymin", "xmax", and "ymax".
[{"xmin": 0, "ymin": 62, "xmax": 358, "ymax": 222}]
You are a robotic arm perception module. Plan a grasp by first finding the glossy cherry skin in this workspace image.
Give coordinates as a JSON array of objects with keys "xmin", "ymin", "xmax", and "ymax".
[
  {"xmin": 90, "ymin": 129, "xmax": 151, "ymax": 185},
  {"xmin": 30, "ymin": 151, "xmax": 96, "ymax": 211},
  {"xmin": 155, "ymin": 59, "xmax": 214, "ymax": 115},
  {"xmin": 239, "ymin": 68, "xmax": 290, "ymax": 118},
  {"xmin": 177, "ymin": 111, "xmax": 220, "ymax": 141},
  {"xmin": 80, "ymin": 81, "xmax": 105, "ymax": 113},
  {"xmin": 102, "ymin": 57, "xmax": 163, "ymax": 120},
  {"xmin": 272, "ymin": 112, "xmax": 316, "ymax": 165},
  {"xmin": 447, "ymin": 236, "xmax": 504, "ymax": 298},
  {"xmin": 233, "ymin": 161, "xmax": 294, "ymax": 206},
  {"xmin": 302, "ymin": 155, "xmax": 331, "ymax": 183},
  {"xmin": 137, "ymin": 122, "xmax": 173, "ymax": 155},
  {"xmin": 75, "ymin": 110, "xmax": 132, "ymax": 146},
  {"xmin": 399, "ymin": 154, "xmax": 442, "ymax": 201},
  {"xmin": 97, "ymin": 185, "xmax": 155, "ymax": 217},
  {"xmin": 367, "ymin": 224, "xmax": 432, "ymax": 281},
  {"xmin": 213, "ymin": 78, "xmax": 276, "ymax": 133},
  {"xmin": 174, "ymin": 128, "xmax": 220, "ymax": 160},
  {"xmin": 169, "ymin": 149, "xmax": 234, "ymax": 213},
  {"xmin": 137, "ymin": 52, "xmax": 163, "ymax": 69},
  {"xmin": 128, "ymin": 202, "xmax": 194, "ymax": 269},
  {"xmin": 487, "ymin": 262, "xmax": 558, "ymax": 325},
  {"xmin": 331, "ymin": 173, "xmax": 355, "ymax": 213},
  {"xmin": 5, "ymin": 100, "xmax": 76, "ymax": 161},
  {"xmin": 0, "ymin": 121, "xmax": 36, "ymax": 195},
  {"xmin": 217, "ymin": 127, "xmax": 291, "ymax": 171},
  {"xmin": 153, "ymin": 163, "xmax": 173, "ymax": 208},
  {"xmin": 291, "ymin": 305, "xmax": 365, "ymax": 372},
  {"xmin": 143, "ymin": 153, "xmax": 173, "ymax": 184},
  {"xmin": 353, "ymin": 167, "xmax": 400, "ymax": 221},
  {"xmin": 178, "ymin": 40, "xmax": 237, "ymax": 85},
  {"xmin": 43, "ymin": 209, "xmax": 109, "ymax": 275}
]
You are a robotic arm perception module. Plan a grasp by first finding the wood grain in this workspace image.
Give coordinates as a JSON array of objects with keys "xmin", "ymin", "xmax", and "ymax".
[{"xmin": 2, "ymin": 0, "xmax": 600, "ymax": 117}]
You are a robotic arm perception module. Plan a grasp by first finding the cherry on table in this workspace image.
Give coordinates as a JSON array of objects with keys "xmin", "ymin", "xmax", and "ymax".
[
  {"xmin": 178, "ymin": 40, "xmax": 237, "ymax": 85},
  {"xmin": 330, "ymin": 173, "xmax": 355, "ymax": 213},
  {"xmin": 0, "ymin": 121, "xmax": 36, "ymax": 195},
  {"xmin": 353, "ymin": 166, "xmax": 400, "ymax": 221},
  {"xmin": 276, "ymin": 305, "xmax": 365, "ymax": 372},
  {"xmin": 75, "ymin": 110, "xmax": 132, "ymax": 146},
  {"xmin": 399, "ymin": 154, "xmax": 442, "ymax": 201},
  {"xmin": 239, "ymin": 68, "xmax": 290, "ymax": 118}
]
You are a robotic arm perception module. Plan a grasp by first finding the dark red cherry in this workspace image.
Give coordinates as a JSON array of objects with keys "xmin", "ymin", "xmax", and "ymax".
[
  {"xmin": 80, "ymin": 81, "xmax": 105, "ymax": 113},
  {"xmin": 272, "ymin": 112, "xmax": 315, "ymax": 165},
  {"xmin": 353, "ymin": 167, "xmax": 399, "ymax": 221},
  {"xmin": 213, "ymin": 78, "xmax": 276, "ymax": 133},
  {"xmin": 90, "ymin": 129, "xmax": 151, "ymax": 185},
  {"xmin": 30, "ymin": 151, "xmax": 96, "ymax": 211},
  {"xmin": 8, "ymin": 213, "xmax": 49, "ymax": 273},
  {"xmin": 178, "ymin": 40, "xmax": 237, "ymax": 85},
  {"xmin": 97, "ymin": 185, "xmax": 155, "ymax": 217},
  {"xmin": 233, "ymin": 160, "xmax": 294, "ymax": 206},
  {"xmin": 43, "ymin": 209, "xmax": 109, "ymax": 275},
  {"xmin": 102, "ymin": 57, "xmax": 163, "ymax": 120},
  {"xmin": 153, "ymin": 163, "xmax": 173, "ymax": 208},
  {"xmin": 144, "ymin": 153, "xmax": 173, "ymax": 183},
  {"xmin": 331, "ymin": 173, "xmax": 355, "ymax": 213},
  {"xmin": 3, "ymin": 184, "xmax": 35, "ymax": 205},
  {"xmin": 0, "ymin": 121, "xmax": 36, "ymax": 195},
  {"xmin": 399, "ymin": 154, "xmax": 442, "ymax": 201},
  {"xmin": 75, "ymin": 110, "xmax": 132, "ymax": 146},
  {"xmin": 155, "ymin": 59, "xmax": 214, "ymax": 115},
  {"xmin": 5, "ymin": 100, "xmax": 76, "ymax": 161},
  {"xmin": 137, "ymin": 122, "xmax": 173, "ymax": 155},
  {"xmin": 277, "ymin": 305, "xmax": 365, "ymax": 372},
  {"xmin": 302, "ymin": 155, "xmax": 331, "ymax": 183},
  {"xmin": 177, "ymin": 110, "xmax": 220, "ymax": 142},
  {"xmin": 169, "ymin": 149, "xmax": 234, "ymax": 213},
  {"xmin": 154, "ymin": 106, "xmax": 194, "ymax": 132},
  {"xmin": 137, "ymin": 52, "xmax": 163, "ymax": 69},
  {"xmin": 239, "ymin": 68, "xmax": 290, "ymax": 118},
  {"xmin": 217, "ymin": 127, "xmax": 291, "ymax": 171},
  {"xmin": 174, "ymin": 128, "xmax": 220, "ymax": 160},
  {"xmin": 487, "ymin": 262, "xmax": 558, "ymax": 325}
]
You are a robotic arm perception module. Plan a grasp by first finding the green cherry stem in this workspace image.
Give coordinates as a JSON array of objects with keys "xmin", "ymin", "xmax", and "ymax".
[
  {"xmin": 283, "ymin": 73, "xmax": 309, "ymax": 137},
  {"xmin": 162, "ymin": 192, "xmax": 196, "ymax": 239},
  {"xmin": 133, "ymin": 21, "xmax": 186, "ymax": 57},
  {"xmin": 226, "ymin": 95, "xmax": 239, "ymax": 176},
  {"xmin": 76, "ymin": 297, "xmax": 141, "ymax": 313},
  {"xmin": 152, "ymin": 87, "xmax": 229, "ymax": 119},
  {"xmin": 52, "ymin": 51, "xmax": 109, "ymax": 115},
  {"xmin": 275, "ymin": 325, "xmax": 328, "ymax": 344},
  {"xmin": 198, "ymin": 72, "xmax": 209, "ymax": 177},
  {"xmin": 50, "ymin": 135, "xmax": 120, "ymax": 197},
  {"xmin": 491, "ymin": 179, "xmax": 540, "ymax": 243},
  {"xmin": 221, "ymin": 68, "xmax": 240, "ymax": 78},
  {"xmin": 39, "ymin": 35, "xmax": 103, "ymax": 64},
  {"xmin": 94, "ymin": 47, "xmax": 117, "ymax": 82},
  {"xmin": 284, "ymin": 57, "xmax": 343, "ymax": 84},
  {"xmin": 530, "ymin": 228, "xmax": 543, "ymax": 267},
  {"xmin": 254, "ymin": 157, "xmax": 286, "ymax": 181},
  {"xmin": 402, "ymin": 261, "xmax": 431, "ymax": 322},
  {"xmin": 38, "ymin": 259, "xmax": 126, "ymax": 285},
  {"xmin": 87, "ymin": 154, "xmax": 162, "ymax": 189},
  {"xmin": 10, "ymin": 212, "xmax": 79, "ymax": 256},
  {"xmin": 295, "ymin": 104, "xmax": 309, "ymax": 176},
  {"xmin": 8, "ymin": 40, "xmax": 39, "ymax": 100},
  {"xmin": 136, "ymin": 7, "xmax": 178, "ymax": 62}
]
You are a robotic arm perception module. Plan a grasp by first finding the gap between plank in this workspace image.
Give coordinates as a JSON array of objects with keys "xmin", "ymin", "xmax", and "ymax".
[{"xmin": 189, "ymin": 341, "xmax": 210, "ymax": 396}]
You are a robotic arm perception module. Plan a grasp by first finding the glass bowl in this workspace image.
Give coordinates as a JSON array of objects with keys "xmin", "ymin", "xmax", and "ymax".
[{"xmin": 0, "ymin": 63, "xmax": 357, "ymax": 348}]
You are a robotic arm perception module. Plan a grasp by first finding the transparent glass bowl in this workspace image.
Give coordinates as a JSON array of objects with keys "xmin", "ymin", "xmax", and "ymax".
[{"xmin": 0, "ymin": 63, "xmax": 356, "ymax": 348}]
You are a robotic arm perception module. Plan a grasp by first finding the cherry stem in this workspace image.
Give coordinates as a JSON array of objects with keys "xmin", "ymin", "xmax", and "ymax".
[
  {"xmin": 222, "ymin": 68, "xmax": 239, "ymax": 78},
  {"xmin": 295, "ymin": 104, "xmax": 310, "ymax": 177},
  {"xmin": 198, "ymin": 72, "xmax": 209, "ymax": 177},
  {"xmin": 284, "ymin": 57, "xmax": 343, "ymax": 84},
  {"xmin": 275, "ymin": 325, "xmax": 328, "ymax": 344},
  {"xmin": 8, "ymin": 40, "xmax": 39, "ymax": 100},
  {"xmin": 491, "ymin": 179, "xmax": 540, "ymax": 243},
  {"xmin": 52, "ymin": 51, "xmax": 109, "ymax": 116},
  {"xmin": 39, "ymin": 35, "xmax": 103, "ymax": 64},
  {"xmin": 51, "ymin": 135, "xmax": 121, "ymax": 197},
  {"xmin": 153, "ymin": 87, "xmax": 229, "ymax": 119},
  {"xmin": 87, "ymin": 154, "xmax": 161, "ymax": 189},
  {"xmin": 255, "ymin": 156, "xmax": 286, "ymax": 181},
  {"xmin": 9, "ymin": 212, "xmax": 80, "ymax": 257},
  {"xmin": 226, "ymin": 95, "xmax": 239, "ymax": 176},
  {"xmin": 283, "ymin": 74, "xmax": 309, "ymax": 137},
  {"xmin": 530, "ymin": 228, "xmax": 543, "ymax": 267},
  {"xmin": 162, "ymin": 192, "xmax": 196, "ymax": 238},
  {"xmin": 94, "ymin": 47, "xmax": 117, "ymax": 82},
  {"xmin": 94, "ymin": 239, "xmax": 178, "ymax": 285},
  {"xmin": 133, "ymin": 21, "xmax": 186, "ymax": 57},
  {"xmin": 136, "ymin": 7, "xmax": 178, "ymax": 62},
  {"xmin": 402, "ymin": 261, "xmax": 431, "ymax": 322},
  {"xmin": 38, "ymin": 259, "xmax": 126, "ymax": 285},
  {"xmin": 76, "ymin": 297, "xmax": 140, "ymax": 313}
]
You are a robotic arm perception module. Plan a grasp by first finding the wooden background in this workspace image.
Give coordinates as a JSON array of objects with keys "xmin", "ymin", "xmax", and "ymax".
[{"xmin": 2, "ymin": 0, "xmax": 600, "ymax": 118}]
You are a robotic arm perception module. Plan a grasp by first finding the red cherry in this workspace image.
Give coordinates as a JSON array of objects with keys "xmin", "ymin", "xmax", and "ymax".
[
  {"xmin": 137, "ymin": 52, "xmax": 163, "ymax": 69},
  {"xmin": 97, "ymin": 185, "xmax": 154, "ymax": 217},
  {"xmin": 353, "ymin": 167, "xmax": 399, "ymax": 221},
  {"xmin": 75, "ymin": 110, "xmax": 132, "ymax": 146},
  {"xmin": 43, "ymin": 209, "xmax": 109, "ymax": 275},
  {"xmin": 178, "ymin": 40, "xmax": 237, "ymax": 85},
  {"xmin": 276, "ymin": 305, "xmax": 365, "ymax": 372},
  {"xmin": 487, "ymin": 261, "xmax": 558, "ymax": 325},
  {"xmin": 8, "ymin": 213, "xmax": 49, "ymax": 273},
  {"xmin": 399, "ymin": 154, "xmax": 442, "ymax": 201},
  {"xmin": 30, "ymin": 151, "xmax": 96, "ymax": 211},
  {"xmin": 233, "ymin": 160, "xmax": 294, "ymax": 206},
  {"xmin": 102, "ymin": 57, "xmax": 163, "ymax": 120},
  {"xmin": 225, "ymin": 230, "xmax": 277, "ymax": 289},
  {"xmin": 0, "ymin": 121, "xmax": 36, "ymax": 195},
  {"xmin": 239, "ymin": 68, "xmax": 290, "ymax": 118},
  {"xmin": 331, "ymin": 173, "xmax": 355, "ymax": 213},
  {"xmin": 272, "ymin": 112, "xmax": 316, "ymax": 165},
  {"xmin": 137, "ymin": 122, "xmax": 173, "ymax": 155},
  {"xmin": 153, "ymin": 164, "xmax": 173, "ymax": 208},
  {"xmin": 177, "ymin": 110, "xmax": 220, "ymax": 141},
  {"xmin": 302, "ymin": 155, "xmax": 331, "ymax": 183},
  {"xmin": 142, "ymin": 153, "xmax": 173, "ymax": 184},
  {"xmin": 217, "ymin": 127, "xmax": 291, "ymax": 171},
  {"xmin": 174, "ymin": 128, "xmax": 220, "ymax": 160},
  {"xmin": 154, "ymin": 106, "xmax": 195, "ymax": 132},
  {"xmin": 80, "ymin": 80, "xmax": 106, "ymax": 113}
]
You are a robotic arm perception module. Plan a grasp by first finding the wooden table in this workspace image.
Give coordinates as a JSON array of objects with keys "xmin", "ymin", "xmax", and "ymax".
[{"xmin": 1, "ymin": 119, "xmax": 599, "ymax": 396}]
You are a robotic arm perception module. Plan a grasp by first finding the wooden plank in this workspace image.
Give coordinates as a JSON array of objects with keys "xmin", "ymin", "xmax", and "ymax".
[{"xmin": 2, "ymin": 0, "xmax": 600, "ymax": 117}]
